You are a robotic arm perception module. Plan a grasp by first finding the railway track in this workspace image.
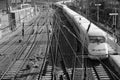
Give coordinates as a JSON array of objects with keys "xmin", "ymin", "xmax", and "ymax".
[
  {"xmin": 0, "ymin": 12, "xmax": 40, "ymax": 50},
  {"xmin": 0, "ymin": 7, "xmax": 54, "ymax": 80},
  {"xmin": 40, "ymin": 65, "xmax": 53, "ymax": 80},
  {"xmin": 13, "ymin": 12, "xmax": 54, "ymax": 80},
  {"xmin": 0, "ymin": 7, "xmax": 48, "ymax": 53},
  {"xmin": 0, "ymin": 29, "xmax": 36, "ymax": 80},
  {"xmin": 15, "ymin": 28, "xmax": 45, "ymax": 79},
  {"xmin": 0, "ymin": 26, "xmax": 32, "ymax": 60},
  {"xmin": 90, "ymin": 59, "xmax": 119, "ymax": 80},
  {"xmin": 0, "ymin": 13, "xmax": 42, "ymax": 64},
  {"xmin": 0, "ymin": 12, "xmax": 43, "ymax": 77},
  {"xmin": 91, "ymin": 63, "xmax": 111, "ymax": 80},
  {"xmin": 0, "ymin": 21, "xmax": 37, "ymax": 79},
  {"xmin": 0, "ymin": 13, "xmax": 38, "ymax": 78}
]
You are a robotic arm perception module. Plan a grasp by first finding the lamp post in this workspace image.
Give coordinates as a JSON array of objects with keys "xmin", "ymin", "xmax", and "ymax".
[{"xmin": 95, "ymin": 4, "xmax": 101, "ymax": 22}]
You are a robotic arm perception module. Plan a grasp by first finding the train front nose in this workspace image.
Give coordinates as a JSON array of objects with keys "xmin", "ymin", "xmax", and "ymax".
[
  {"xmin": 88, "ymin": 43, "xmax": 108, "ymax": 59},
  {"xmin": 89, "ymin": 43, "xmax": 108, "ymax": 54}
]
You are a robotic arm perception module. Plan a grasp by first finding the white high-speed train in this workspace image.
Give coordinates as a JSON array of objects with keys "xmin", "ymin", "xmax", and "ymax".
[
  {"xmin": 54, "ymin": 1, "xmax": 119, "ymax": 59},
  {"xmin": 55, "ymin": 1, "xmax": 89, "ymax": 51}
]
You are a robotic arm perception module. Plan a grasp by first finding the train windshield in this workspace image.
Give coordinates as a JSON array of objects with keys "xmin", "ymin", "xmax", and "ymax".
[{"xmin": 89, "ymin": 36, "xmax": 105, "ymax": 43}]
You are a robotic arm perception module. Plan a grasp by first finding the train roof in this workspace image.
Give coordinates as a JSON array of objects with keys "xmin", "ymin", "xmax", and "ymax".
[
  {"xmin": 63, "ymin": 5, "xmax": 89, "ymax": 32},
  {"xmin": 78, "ymin": 16, "xmax": 107, "ymax": 36},
  {"xmin": 63, "ymin": 5, "xmax": 80, "ymax": 17},
  {"xmin": 77, "ymin": 16, "xmax": 90, "ymax": 30},
  {"xmin": 88, "ymin": 23, "xmax": 106, "ymax": 36},
  {"xmin": 70, "ymin": 10, "xmax": 106, "ymax": 36},
  {"xmin": 69, "ymin": 9, "xmax": 107, "ymax": 36},
  {"xmin": 62, "ymin": 3, "xmax": 108, "ymax": 37}
]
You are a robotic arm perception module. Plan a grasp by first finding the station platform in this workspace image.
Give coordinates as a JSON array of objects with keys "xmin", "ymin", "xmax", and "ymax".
[{"xmin": 0, "ymin": 12, "xmax": 40, "ymax": 44}]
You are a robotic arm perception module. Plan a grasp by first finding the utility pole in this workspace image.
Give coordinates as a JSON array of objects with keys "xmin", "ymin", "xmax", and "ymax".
[
  {"xmin": 6, "ymin": 0, "xmax": 10, "ymax": 14},
  {"xmin": 95, "ymin": 3, "xmax": 101, "ymax": 22},
  {"xmin": 86, "ymin": 0, "xmax": 89, "ymax": 18},
  {"xmin": 80, "ymin": 0, "xmax": 83, "ymax": 12},
  {"xmin": 109, "ymin": 8, "xmax": 118, "ymax": 34},
  {"xmin": 32, "ymin": 0, "xmax": 36, "ymax": 15},
  {"xmin": 109, "ymin": 8, "xmax": 118, "ymax": 53}
]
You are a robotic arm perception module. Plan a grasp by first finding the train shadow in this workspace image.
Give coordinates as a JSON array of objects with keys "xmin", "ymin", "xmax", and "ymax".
[{"xmin": 86, "ymin": 58, "xmax": 101, "ymax": 68}]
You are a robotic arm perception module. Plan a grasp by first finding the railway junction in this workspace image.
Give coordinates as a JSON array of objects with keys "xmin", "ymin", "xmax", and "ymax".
[{"xmin": 1, "ymin": 0, "xmax": 120, "ymax": 80}]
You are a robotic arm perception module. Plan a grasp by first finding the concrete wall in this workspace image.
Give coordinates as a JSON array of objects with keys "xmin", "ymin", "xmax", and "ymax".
[{"xmin": 0, "ymin": 14, "xmax": 9, "ymax": 27}]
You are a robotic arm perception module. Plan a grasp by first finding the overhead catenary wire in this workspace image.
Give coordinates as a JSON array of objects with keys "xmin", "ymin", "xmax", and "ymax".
[
  {"xmin": 54, "ymin": 6, "xmax": 120, "ymax": 80},
  {"xmin": 46, "ymin": 3, "xmax": 57, "ymax": 80},
  {"xmin": 54, "ymin": 12, "xmax": 86, "ymax": 47},
  {"xmin": 46, "ymin": 10, "xmax": 69, "ymax": 80},
  {"xmin": 54, "ymin": 14, "xmax": 77, "ymax": 80},
  {"xmin": 53, "ymin": 12, "xmax": 87, "ymax": 80},
  {"xmin": 57, "ymin": 10, "xmax": 119, "ymax": 80},
  {"xmin": 54, "ymin": 12, "xmax": 83, "ymax": 64},
  {"xmin": 37, "ymin": 6, "xmax": 55, "ymax": 80},
  {"xmin": 56, "ymin": 3, "xmax": 120, "ymax": 80},
  {"xmin": 52, "ymin": 13, "xmax": 60, "ymax": 67},
  {"xmin": 52, "ymin": 11, "xmax": 71, "ymax": 80},
  {"xmin": 54, "ymin": 15, "xmax": 60, "ymax": 66},
  {"xmin": 54, "ymin": 12, "xmax": 90, "ymax": 80},
  {"xmin": 53, "ymin": 18, "xmax": 71, "ymax": 80},
  {"xmin": 51, "ymin": 12, "xmax": 69, "ymax": 80},
  {"xmin": 58, "ymin": 11, "xmax": 120, "ymax": 80},
  {"xmin": 49, "ymin": 17, "xmax": 56, "ymax": 80},
  {"xmin": 58, "ymin": 22, "xmax": 82, "ymax": 80},
  {"xmin": 54, "ymin": 27, "xmax": 71, "ymax": 80}
]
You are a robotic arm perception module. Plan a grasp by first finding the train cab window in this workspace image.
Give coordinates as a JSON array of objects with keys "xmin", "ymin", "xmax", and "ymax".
[{"xmin": 89, "ymin": 36, "xmax": 105, "ymax": 43}]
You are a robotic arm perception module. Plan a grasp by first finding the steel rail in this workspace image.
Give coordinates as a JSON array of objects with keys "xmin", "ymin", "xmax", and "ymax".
[
  {"xmin": 0, "ymin": 12, "xmax": 42, "ymax": 53},
  {"xmin": 0, "ymin": 13, "xmax": 42, "ymax": 68},
  {"xmin": 0, "ymin": 13, "xmax": 43, "ymax": 80}
]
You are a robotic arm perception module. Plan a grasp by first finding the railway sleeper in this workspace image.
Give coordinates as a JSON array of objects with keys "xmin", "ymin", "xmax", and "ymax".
[
  {"xmin": 41, "ymin": 65, "xmax": 52, "ymax": 80},
  {"xmin": 1, "ymin": 60, "xmax": 23, "ymax": 80},
  {"xmin": 91, "ymin": 64, "xmax": 111, "ymax": 80}
]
